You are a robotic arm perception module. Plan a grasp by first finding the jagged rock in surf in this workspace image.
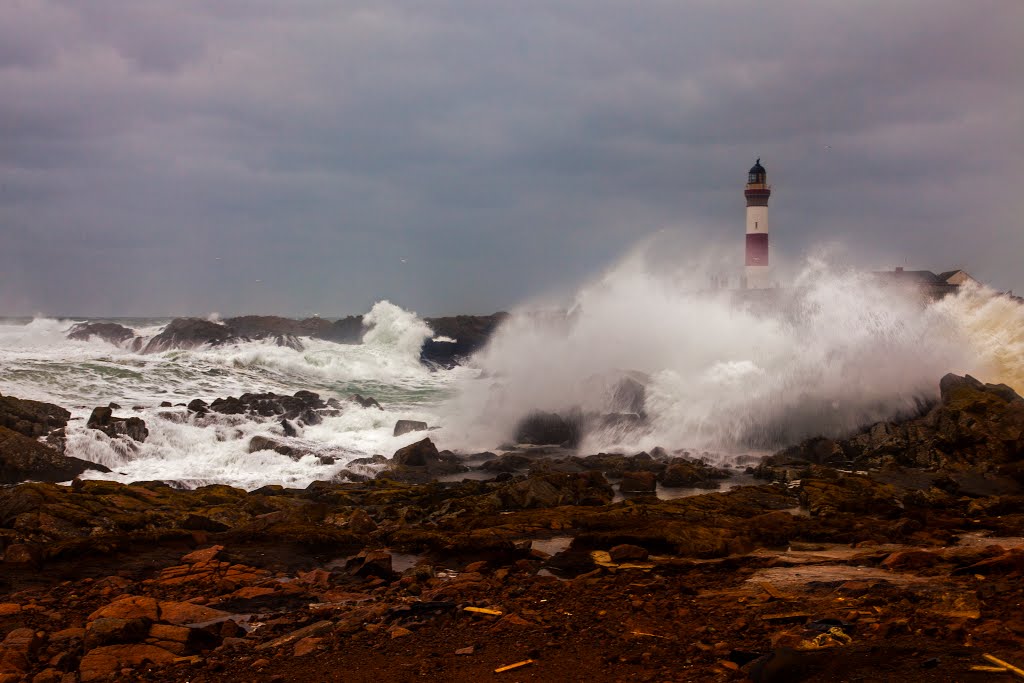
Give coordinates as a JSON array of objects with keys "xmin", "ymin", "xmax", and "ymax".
[
  {"xmin": 618, "ymin": 470, "xmax": 657, "ymax": 493},
  {"xmin": 393, "ymin": 420, "xmax": 428, "ymax": 437},
  {"xmin": 0, "ymin": 425, "xmax": 110, "ymax": 484},
  {"xmin": 67, "ymin": 322, "xmax": 136, "ymax": 346},
  {"xmin": 87, "ymin": 407, "xmax": 149, "ymax": 443},
  {"xmin": 313, "ymin": 315, "xmax": 366, "ymax": 344},
  {"xmin": 142, "ymin": 318, "xmax": 237, "ymax": 353},
  {"xmin": 419, "ymin": 313, "xmax": 508, "ymax": 368},
  {"xmin": 380, "ymin": 438, "xmax": 468, "ymax": 483},
  {"xmin": 208, "ymin": 391, "xmax": 327, "ymax": 424},
  {"xmin": 758, "ymin": 373, "xmax": 1024, "ymax": 493},
  {"xmin": 658, "ymin": 460, "xmax": 731, "ymax": 489},
  {"xmin": 514, "ymin": 410, "xmax": 583, "ymax": 448},
  {"xmin": 0, "ymin": 393, "xmax": 70, "ymax": 439},
  {"xmin": 248, "ymin": 434, "xmax": 337, "ymax": 464},
  {"xmin": 223, "ymin": 315, "xmax": 332, "ymax": 340},
  {"xmin": 351, "ymin": 394, "xmax": 382, "ymax": 410}
]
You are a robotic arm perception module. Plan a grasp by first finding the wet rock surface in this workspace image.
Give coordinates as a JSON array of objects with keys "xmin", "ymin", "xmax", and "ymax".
[{"xmin": 0, "ymin": 374, "xmax": 1022, "ymax": 681}]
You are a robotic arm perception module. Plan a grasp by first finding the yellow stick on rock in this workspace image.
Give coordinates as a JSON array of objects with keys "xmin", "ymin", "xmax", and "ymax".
[
  {"xmin": 495, "ymin": 659, "xmax": 534, "ymax": 673},
  {"xmin": 463, "ymin": 606, "xmax": 503, "ymax": 616},
  {"xmin": 983, "ymin": 654, "xmax": 1024, "ymax": 680}
]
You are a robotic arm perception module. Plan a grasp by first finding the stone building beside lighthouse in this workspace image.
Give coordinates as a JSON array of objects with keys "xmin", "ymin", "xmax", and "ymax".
[{"xmin": 744, "ymin": 159, "xmax": 772, "ymax": 289}]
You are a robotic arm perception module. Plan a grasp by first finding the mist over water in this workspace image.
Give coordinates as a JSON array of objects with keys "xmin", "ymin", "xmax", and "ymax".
[
  {"xmin": 441, "ymin": 242, "xmax": 1024, "ymax": 456},
  {"xmin": 2, "ymin": 242, "xmax": 1022, "ymax": 488}
]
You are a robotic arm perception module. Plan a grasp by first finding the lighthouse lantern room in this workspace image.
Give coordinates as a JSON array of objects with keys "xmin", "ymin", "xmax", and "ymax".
[{"xmin": 744, "ymin": 158, "xmax": 772, "ymax": 289}]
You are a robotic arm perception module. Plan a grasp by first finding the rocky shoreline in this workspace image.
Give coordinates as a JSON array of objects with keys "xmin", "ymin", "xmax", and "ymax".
[
  {"xmin": 0, "ymin": 374, "xmax": 1022, "ymax": 681},
  {"xmin": 66, "ymin": 312, "xmax": 507, "ymax": 369}
]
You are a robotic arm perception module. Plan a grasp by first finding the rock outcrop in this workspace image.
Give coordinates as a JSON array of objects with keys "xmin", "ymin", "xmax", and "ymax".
[
  {"xmin": 142, "ymin": 318, "xmax": 236, "ymax": 353},
  {"xmin": 758, "ymin": 374, "xmax": 1024, "ymax": 491},
  {"xmin": 0, "ymin": 426, "xmax": 109, "ymax": 484},
  {"xmin": 87, "ymin": 407, "xmax": 149, "ymax": 443},
  {"xmin": 0, "ymin": 394, "xmax": 70, "ymax": 439},
  {"xmin": 419, "ymin": 313, "xmax": 508, "ymax": 368},
  {"xmin": 67, "ymin": 322, "xmax": 136, "ymax": 346}
]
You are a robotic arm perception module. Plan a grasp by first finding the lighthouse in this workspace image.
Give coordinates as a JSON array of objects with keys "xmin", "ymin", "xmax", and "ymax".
[{"xmin": 744, "ymin": 158, "xmax": 772, "ymax": 289}]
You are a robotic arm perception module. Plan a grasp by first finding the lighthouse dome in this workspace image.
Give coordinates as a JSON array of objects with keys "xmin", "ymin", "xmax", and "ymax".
[{"xmin": 748, "ymin": 159, "xmax": 765, "ymax": 175}]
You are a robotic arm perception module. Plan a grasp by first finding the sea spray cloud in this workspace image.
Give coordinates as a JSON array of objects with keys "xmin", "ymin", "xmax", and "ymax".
[{"xmin": 440, "ymin": 242, "xmax": 1023, "ymax": 456}]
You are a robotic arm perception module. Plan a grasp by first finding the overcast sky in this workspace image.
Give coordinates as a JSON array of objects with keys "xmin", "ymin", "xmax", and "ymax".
[{"xmin": 1, "ymin": 1, "xmax": 1021, "ymax": 317}]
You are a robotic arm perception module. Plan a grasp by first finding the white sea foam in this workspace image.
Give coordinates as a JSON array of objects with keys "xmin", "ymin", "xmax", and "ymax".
[
  {"xmin": 439, "ymin": 241, "xmax": 1024, "ymax": 456},
  {"xmin": 0, "ymin": 301, "xmax": 454, "ymax": 489}
]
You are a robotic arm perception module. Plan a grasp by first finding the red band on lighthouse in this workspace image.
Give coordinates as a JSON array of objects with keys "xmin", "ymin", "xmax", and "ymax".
[{"xmin": 746, "ymin": 233, "xmax": 768, "ymax": 266}]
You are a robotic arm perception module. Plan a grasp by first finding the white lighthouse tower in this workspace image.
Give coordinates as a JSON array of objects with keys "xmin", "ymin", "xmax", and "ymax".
[{"xmin": 744, "ymin": 158, "xmax": 772, "ymax": 289}]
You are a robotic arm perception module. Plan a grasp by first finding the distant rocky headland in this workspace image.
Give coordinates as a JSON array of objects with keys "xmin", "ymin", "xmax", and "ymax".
[
  {"xmin": 0, "ymin": 372, "xmax": 1022, "ymax": 680},
  {"xmin": 67, "ymin": 313, "xmax": 509, "ymax": 369}
]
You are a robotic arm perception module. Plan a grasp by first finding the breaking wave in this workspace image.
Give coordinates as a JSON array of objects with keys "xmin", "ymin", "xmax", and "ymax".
[{"xmin": 441, "ymin": 242, "xmax": 1024, "ymax": 455}]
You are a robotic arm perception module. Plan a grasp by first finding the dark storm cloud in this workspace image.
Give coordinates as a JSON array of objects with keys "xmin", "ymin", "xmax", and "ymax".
[{"xmin": 1, "ymin": 0, "xmax": 1021, "ymax": 317}]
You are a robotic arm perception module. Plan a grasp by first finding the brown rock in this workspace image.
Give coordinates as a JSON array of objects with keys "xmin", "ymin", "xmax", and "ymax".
[
  {"xmin": 881, "ymin": 550, "xmax": 942, "ymax": 571},
  {"xmin": 88, "ymin": 596, "xmax": 160, "ymax": 623},
  {"xmin": 32, "ymin": 669, "xmax": 62, "ymax": 683},
  {"xmin": 619, "ymin": 471, "xmax": 657, "ymax": 493},
  {"xmin": 85, "ymin": 617, "xmax": 150, "ymax": 649},
  {"xmin": 78, "ymin": 644, "xmax": 177, "ymax": 682},
  {"xmin": 608, "ymin": 544, "xmax": 649, "ymax": 562},
  {"xmin": 180, "ymin": 545, "xmax": 223, "ymax": 564},
  {"xmin": 293, "ymin": 637, "xmax": 324, "ymax": 657},
  {"xmin": 0, "ymin": 604, "xmax": 21, "ymax": 617},
  {"xmin": 348, "ymin": 509, "xmax": 378, "ymax": 534},
  {"xmin": 157, "ymin": 601, "xmax": 230, "ymax": 626}
]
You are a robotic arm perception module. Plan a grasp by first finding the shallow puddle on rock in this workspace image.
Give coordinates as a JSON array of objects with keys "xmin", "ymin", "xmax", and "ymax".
[
  {"xmin": 955, "ymin": 532, "xmax": 1024, "ymax": 549},
  {"xmin": 748, "ymin": 564, "xmax": 928, "ymax": 588},
  {"xmin": 323, "ymin": 550, "xmax": 426, "ymax": 573},
  {"xmin": 531, "ymin": 536, "xmax": 574, "ymax": 555}
]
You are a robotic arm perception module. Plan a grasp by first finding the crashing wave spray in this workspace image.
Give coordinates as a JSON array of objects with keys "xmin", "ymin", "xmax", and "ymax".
[{"xmin": 441, "ymin": 240, "xmax": 1024, "ymax": 456}]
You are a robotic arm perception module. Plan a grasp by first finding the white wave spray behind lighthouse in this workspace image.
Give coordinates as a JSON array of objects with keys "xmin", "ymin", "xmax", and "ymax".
[{"xmin": 440, "ymin": 239, "xmax": 1024, "ymax": 456}]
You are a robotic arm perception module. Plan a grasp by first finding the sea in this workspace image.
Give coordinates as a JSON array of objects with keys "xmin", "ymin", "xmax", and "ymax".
[{"xmin": 2, "ymin": 249, "xmax": 1022, "ymax": 491}]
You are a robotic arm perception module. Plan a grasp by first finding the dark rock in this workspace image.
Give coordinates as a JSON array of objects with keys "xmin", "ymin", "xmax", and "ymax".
[
  {"xmin": 480, "ymin": 453, "xmax": 534, "ymax": 473},
  {"xmin": 208, "ymin": 391, "xmax": 327, "ymax": 422},
  {"xmin": 393, "ymin": 420, "xmax": 428, "ymax": 437},
  {"xmin": 608, "ymin": 544, "xmax": 649, "ymax": 562},
  {"xmin": 281, "ymin": 419, "xmax": 298, "ymax": 437},
  {"xmin": 610, "ymin": 375, "xmax": 647, "ymax": 415},
  {"xmin": 0, "ymin": 426, "xmax": 109, "ymax": 484},
  {"xmin": 514, "ymin": 411, "xmax": 583, "ymax": 447},
  {"xmin": 420, "ymin": 313, "xmax": 508, "ymax": 368},
  {"xmin": 351, "ymin": 394, "xmax": 382, "ymax": 410},
  {"xmin": 314, "ymin": 316, "xmax": 366, "ymax": 344},
  {"xmin": 87, "ymin": 407, "xmax": 149, "ymax": 442},
  {"xmin": 186, "ymin": 399, "xmax": 209, "ymax": 415},
  {"xmin": 489, "ymin": 471, "xmax": 614, "ymax": 509},
  {"xmin": 0, "ymin": 393, "xmax": 70, "ymax": 439},
  {"xmin": 67, "ymin": 321, "xmax": 137, "ymax": 345},
  {"xmin": 248, "ymin": 436, "xmax": 301, "ymax": 459},
  {"xmin": 346, "ymin": 550, "xmax": 395, "ymax": 579},
  {"xmin": 659, "ymin": 459, "xmax": 729, "ymax": 488},
  {"xmin": 143, "ymin": 318, "xmax": 237, "ymax": 353},
  {"xmin": 223, "ymin": 315, "xmax": 332, "ymax": 340},
  {"xmin": 85, "ymin": 617, "xmax": 151, "ymax": 649},
  {"xmin": 392, "ymin": 438, "xmax": 439, "ymax": 467},
  {"xmin": 618, "ymin": 471, "xmax": 657, "ymax": 493}
]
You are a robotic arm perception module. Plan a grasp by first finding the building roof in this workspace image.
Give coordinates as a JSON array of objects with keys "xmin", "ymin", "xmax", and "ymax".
[
  {"xmin": 748, "ymin": 159, "xmax": 766, "ymax": 175},
  {"xmin": 872, "ymin": 269, "xmax": 945, "ymax": 285}
]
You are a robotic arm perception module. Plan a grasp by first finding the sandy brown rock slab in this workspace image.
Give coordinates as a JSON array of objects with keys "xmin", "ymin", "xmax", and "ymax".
[{"xmin": 78, "ymin": 643, "xmax": 177, "ymax": 682}]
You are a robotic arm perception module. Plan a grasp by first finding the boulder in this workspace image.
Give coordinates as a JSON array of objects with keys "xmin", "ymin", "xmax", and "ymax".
[
  {"xmin": 420, "ymin": 313, "xmax": 508, "ymax": 368},
  {"xmin": 608, "ymin": 544, "xmax": 649, "ymax": 562},
  {"xmin": 86, "ymin": 407, "xmax": 148, "ymax": 443},
  {"xmin": 393, "ymin": 420, "xmax": 428, "ymax": 437},
  {"xmin": 78, "ymin": 643, "xmax": 177, "ymax": 682},
  {"xmin": 618, "ymin": 471, "xmax": 657, "ymax": 493},
  {"xmin": 392, "ymin": 438, "xmax": 439, "ymax": 467},
  {"xmin": 659, "ymin": 460, "xmax": 729, "ymax": 488},
  {"xmin": 351, "ymin": 394, "xmax": 382, "ymax": 410},
  {"xmin": 222, "ymin": 315, "xmax": 332, "ymax": 340},
  {"xmin": 514, "ymin": 411, "xmax": 583, "ymax": 447},
  {"xmin": 209, "ymin": 391, "xmax": 327, "ymax": 423},
  {"xmin": 0, "ymin": 393, "xmax": 70, "ymax": 439},
  {"xmin": 85, "ymin": 617, "xmax": 151, "ymax": 649},
  {"xmin": 142, "ymin": 318, "xmax": 237, "ymax": 353},
  {"xmin": 491, "ymin": 471, "xmax": 613, "ymax": 509},
  {"xmin": 314, "ymin": 315, "xmax": 366, "ymax": 344},
  {"xmin": 0, "ymin": 426, "xmax": 109, "ymax": 484},
  {"xmin": 67, "ymin": 322, "xmax": 135, "ymax": 346}
]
